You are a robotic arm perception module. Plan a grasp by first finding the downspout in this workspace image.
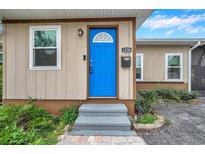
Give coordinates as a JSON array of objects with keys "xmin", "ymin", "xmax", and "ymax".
[{"xmin": 188, "ymin": 41, "xmax": 201, "ymax": 91}]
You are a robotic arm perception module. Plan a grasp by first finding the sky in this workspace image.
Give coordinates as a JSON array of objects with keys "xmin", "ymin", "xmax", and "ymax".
[{"xmin": 137, "ymin": 9, "xmax": 205, "ymax": 39}]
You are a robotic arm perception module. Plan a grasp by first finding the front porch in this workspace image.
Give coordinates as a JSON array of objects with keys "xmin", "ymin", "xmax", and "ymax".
[{"xmin": 70, "ymin": 104, "xmax": 136, "ymax": 136}]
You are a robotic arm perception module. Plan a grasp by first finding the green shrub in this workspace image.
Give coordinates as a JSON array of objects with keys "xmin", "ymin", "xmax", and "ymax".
[
  {"xmin": 135, "ymin": 88, "xmax": 200, "ymax": 114},
  {"xmin": 178, "ymin": 90, "xmax": 200, "ymax": 103},
  {"xmin": 136, "ymin": 113, "xmax": 157, "ymax": 124},
  {"xmin": 155, "ymin": 88, "xmax": 199, "ymax": 103},
  {"xmin": 0, "ymin": 103, "xmax": 61, "ymax": 145},
  {"xmin": 0, "ymin": 65, "xmax": 2, "ymax": 101},
  {"xmin": 135, "ymin": 90, "xmax": 159, "ymax": 115},
  {"xmin": 155, "ymin": 88, "xmax": 181, "ymax": 102},
  {"xmin": 0, "ymin": 100, "xmax": 79, "ymax": 145},
  {"xmin": 0, "ymin": 105, "xmax": 21, "ymax": 129},
  {"xmin": 59, "ymin": 106, "xmax": 78, "ymax": 126},
  {"xmin": 19, "ymin": 103, "xmax": 58, "ymax": 133},
  {"xmin": 0, "ymin": 124, "xmax": 36, "ymax": 145}
]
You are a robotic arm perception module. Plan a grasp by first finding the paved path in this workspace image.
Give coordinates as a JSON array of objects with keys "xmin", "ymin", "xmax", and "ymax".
[
  {"xmin": 138, "ymin": 101, "xmax": 205, "ymax": 145},
  {"xmin": 59, "ymin": 101, "xmax": 205, "ymax": 145},
  {"xmin": 59, "ymin": 135, "xmax": 145, "ymax": 145}
]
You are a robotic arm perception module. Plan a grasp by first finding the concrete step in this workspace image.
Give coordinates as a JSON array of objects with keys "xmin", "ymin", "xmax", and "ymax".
[
  {"xmin": 69, "ymin": 130, "xmax": 137, "ymax": 136},
  {"xmin": 70, "ymin": 103, "xmax": 134, "ymax": 136},
  {"xmin": 74, "ymin": 116, "xmax": 131, "ymax": 131},
  {"xmin": 79, "ymin": 104, "xmax": 128, "ymax": 116}
]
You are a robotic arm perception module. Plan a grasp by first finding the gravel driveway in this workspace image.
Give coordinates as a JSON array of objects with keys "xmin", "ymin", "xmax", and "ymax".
[{"xmin": 138, "ymin": 101, "xmax": 205, "ymax": 145}]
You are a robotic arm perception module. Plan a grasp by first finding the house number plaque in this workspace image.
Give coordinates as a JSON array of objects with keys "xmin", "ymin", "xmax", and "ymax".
[{"xmin": 122, "ymin": 47, "xmax": 132, "ymax": 53}]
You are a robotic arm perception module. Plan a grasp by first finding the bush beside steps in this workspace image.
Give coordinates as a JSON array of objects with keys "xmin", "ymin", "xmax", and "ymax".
[
  {"xmin": 0, "ymin": 101, "xmax": 78, "ymax": 145},
  {"xmin": 133, "ymin": 88, "xmax": 199, "ymax": 132},
  {"xmin": 133, "ymin": 114, "xmax": 165, "ymax": 133}
]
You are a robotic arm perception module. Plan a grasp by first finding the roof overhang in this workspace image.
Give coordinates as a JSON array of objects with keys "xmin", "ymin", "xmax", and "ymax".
[
  {"xmin": 0, "ymin": 9, "xmax": 153, "ymax": 30},
  {"xmin": 136, "ymin": 38, "xmax": 205, "ymax": 46}
]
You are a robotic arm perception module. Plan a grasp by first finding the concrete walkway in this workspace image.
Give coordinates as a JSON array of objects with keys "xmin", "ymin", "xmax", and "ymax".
[
  {"xmin": 59, "ymin": 101, "xmax": 205, "ymax": 145},
  {"xmin": 59, "ymin": 135, "xmax": 146, "ymax": 145},
  {"xmin": 139, "ymin": 101, "xmax": 205, "ymax": 145}
]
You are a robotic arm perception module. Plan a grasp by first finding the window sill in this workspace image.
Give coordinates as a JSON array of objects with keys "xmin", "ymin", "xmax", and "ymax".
[
  {"xmin": 165, "ymin": 79, "xmax": 183, "ymax": 82},
  {"xmin": 29, "ymin": 66, "xmax": 61, "ymax": 71},
  {"xmin": 136, "ymin": 80, "xmax": 185, "ymax": 83},
  {"xmin": 136, "ymin": 79, "xmax": 143, "ymax": 81}
]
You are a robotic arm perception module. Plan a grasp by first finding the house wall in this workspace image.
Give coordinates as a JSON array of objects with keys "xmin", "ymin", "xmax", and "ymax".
[
  {"xmin": 4, "ymin": 99, "xmax": 135, "ymax": 116},
  {"xmin": 3, "ymin": 20, "xmax": 135, "ymax": 101},
  {"xmin": 136, "ymin": 45, "xmax": 190, "ymax": 90}
]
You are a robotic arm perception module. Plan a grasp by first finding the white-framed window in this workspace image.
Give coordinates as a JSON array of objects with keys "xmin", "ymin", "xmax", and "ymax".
[
  {"xmin": 165, "ymin": 53, "xmax": 183, "ymax": 81},
  {"xmin": 29, "ymin": 25, "xmax": 61, "ymax": 70},
  {"xmin": 136, "ymin": 53, "xmax": 143, "ymax": 81}
]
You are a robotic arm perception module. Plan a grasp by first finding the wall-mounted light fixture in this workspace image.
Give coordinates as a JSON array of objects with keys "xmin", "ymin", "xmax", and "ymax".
[{"xmin": 78, "ymin": 28, "xmax": 84, "ymax": 37}]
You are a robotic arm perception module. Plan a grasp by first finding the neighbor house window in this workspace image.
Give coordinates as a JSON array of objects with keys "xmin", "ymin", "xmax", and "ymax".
[
  {"xmin": 165, "ymin": 53, "xmax": 183, "ymax": 81},
  {"xmin": 136, "ymin": 54, "xmax": 143, "ymax": 80},
  {"xmin": 29, "ymin": 25, "xmax": 61, "ymax": 70}
]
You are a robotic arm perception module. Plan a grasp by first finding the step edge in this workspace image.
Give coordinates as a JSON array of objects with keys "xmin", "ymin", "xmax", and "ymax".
[
  {"xmin": 75, "ymin": 122, "xmax": 131, "ymax": 126},
  {"xmin": 79, "ymin": 109, "xmax": 128, "ymax": 112}
]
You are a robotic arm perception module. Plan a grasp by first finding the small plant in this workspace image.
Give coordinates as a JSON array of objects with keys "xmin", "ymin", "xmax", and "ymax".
[
  {"xmin": 135, "ymin": 90, "xmax": 159, "ymax": 115},
  {"xmin": 136, "ymin": 113, "xmax": 157, "ymax": 124},
  {"xmin": 59, "ymin": 105, "xmax": 78, "ymax": 126}
]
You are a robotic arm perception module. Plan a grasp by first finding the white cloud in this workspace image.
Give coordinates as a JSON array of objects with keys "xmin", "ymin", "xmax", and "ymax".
[
  {"xmin": 142, "ymin": 13, "xmax": 205, "ymax": 35},
  {"xmin": 143, "ymin": 13, "xmax": 205, "ymax": 30},
  {"xmin": 184, "ymin": 26, "xmax": 205, "ymax": 34},
  {"xmin": 165, "ymin": 30, "xmax": 175, "ymax": 36}
]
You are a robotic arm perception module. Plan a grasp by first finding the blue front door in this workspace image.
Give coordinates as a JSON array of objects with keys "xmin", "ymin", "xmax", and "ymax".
[{"xmin": 89, "ymin": 28, "xmax": 116, "ymax": 97}]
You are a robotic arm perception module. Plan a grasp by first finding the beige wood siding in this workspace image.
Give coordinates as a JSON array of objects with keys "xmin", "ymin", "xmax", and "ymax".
[
  {"xmin": 119, "ymin": 21, "xmax": 133, "ymax": 99},
  {"xmin": 3, "ymin": 21, "xmax": 134, "ymax": 100},
  {"xmin": 136, "ymin": 45, "xmax": 189, "ymax": 83}
]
